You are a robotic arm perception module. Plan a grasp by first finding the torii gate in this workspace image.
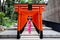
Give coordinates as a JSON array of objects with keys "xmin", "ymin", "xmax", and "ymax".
[{"xmin": 14, "ymin": 4, "xmax": 46, "ymax": 39}]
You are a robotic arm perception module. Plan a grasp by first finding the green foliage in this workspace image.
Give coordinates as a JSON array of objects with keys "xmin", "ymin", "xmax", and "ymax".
[
  {"xmin": 0, "ymin": 0, "xmax": 17, "ymax": 28},
  {"xmin": 19, "ymin": 0, "xmax": 46, "ymax": 4},
  {"xmin": 12, "ymin": 12, "xmax": 18, "ymax": 20},
  {"xmin": 20, "ymin": 0, "xmax": 25, "ymax": 4},
  {"xmin": 2, "ymin": 17, "xmax": 15, "ymax": 28},
  {"xmin": 40, "ymin": 0, "xmax": 45, "ymax": 4},
  {"xmin": 20, "ymin": 0, "xmax": 33, "ymax": 4},
  {"xmin": 0, "ymin": 12, "xmax": 5, "ymax": 18},
  {"xmin": 0, "ymin": 12, "xmax": 5, "ymax": 25},
  {"xmin": 0, "ymin": 12, "xmax": 16, "ymax": 28},
  {"xmin": 28, "ymin": 0, "xmax": 32, "ymax": 4}
]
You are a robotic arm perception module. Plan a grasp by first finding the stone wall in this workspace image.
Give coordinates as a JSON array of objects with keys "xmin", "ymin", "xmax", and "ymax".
[{"xmin": 43, "ymin": 0, "xmax": 60, "ymax": 23}]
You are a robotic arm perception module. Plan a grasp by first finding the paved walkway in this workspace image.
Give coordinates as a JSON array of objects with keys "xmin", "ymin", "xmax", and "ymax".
[{"xmin": 0, "ymin": 23, "xmax": 60, "ymax": 40}]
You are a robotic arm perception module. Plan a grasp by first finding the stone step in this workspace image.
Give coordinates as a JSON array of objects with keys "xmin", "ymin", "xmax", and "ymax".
[
  {"xmin": 0, "ymin": 38, "xmax": 60, "ymax": 40},
  {"xmin": 7, "ymin": 24, "xmax": 52, "ymax": 30},
  {"xmin": 6, "ymin": 26, "xmax": 52, "ymax": 30},
  {"xmin": 24, "ymin": 27, "xmax": 52, "ymax": 31},
  {"xmin": 0, "ymin": 30, "xmax": 60, "ymax": 38}
]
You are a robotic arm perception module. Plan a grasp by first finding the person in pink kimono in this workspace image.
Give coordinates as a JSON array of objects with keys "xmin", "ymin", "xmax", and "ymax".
[
  {"xmin": 27, "ymin": 16, "xmax": 32, "ymax": 33},
  {"xmin": 27, "ymin": 20, "xmax": 31, "ymax": 33}
]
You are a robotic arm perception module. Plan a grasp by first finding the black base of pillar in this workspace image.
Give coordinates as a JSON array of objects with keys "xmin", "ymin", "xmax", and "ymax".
[
  {"xmin": 35, "ymin": 28, "xmax": 39, "ymax": 34},
  {"xmin": 40, "ymin": 31, "xmax": 43, "ymax": 39},
  {"xmin": 17, "ymin": 23, "xmax": 27, "ymax": 39},
  {"xmin": 20, "ymin": 23, "xmax": 27, "ymax": 34},
  {"xmin": 20, "ymin": 28, "xmax": 24, "ymax": 34},
  {"xmin": 17, "ymin": 31, "xmax": 20, "ymax": 39}
]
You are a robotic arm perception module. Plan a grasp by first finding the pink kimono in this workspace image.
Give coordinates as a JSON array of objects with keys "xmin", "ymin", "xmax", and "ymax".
[{"xmin": 27, "ymin": 20, "xmax": 31, "ymax": 33}]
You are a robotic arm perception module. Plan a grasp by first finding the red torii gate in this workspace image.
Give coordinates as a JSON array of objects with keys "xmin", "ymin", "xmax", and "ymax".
[{"xmin": 14, "ymin": 4, "xmax": 46, "ymax": 39}]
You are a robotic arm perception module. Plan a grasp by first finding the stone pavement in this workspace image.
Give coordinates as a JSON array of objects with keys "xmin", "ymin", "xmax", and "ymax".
[{"xmin": 0, "ymin": 23, "xmax": 60, "ymax": 40}]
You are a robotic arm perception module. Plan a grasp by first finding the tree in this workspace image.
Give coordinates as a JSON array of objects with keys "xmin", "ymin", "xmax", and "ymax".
[
  {"xmin": 0, "ymin": 0, "xmax": 1, "ymax": 11},
  {"xmin": 0, "ymin": 12, "xmax": 5, "ymax": 25},
  {"xmin": 0, "ymin": 0, "xmax": 17, "ymax": 27}
]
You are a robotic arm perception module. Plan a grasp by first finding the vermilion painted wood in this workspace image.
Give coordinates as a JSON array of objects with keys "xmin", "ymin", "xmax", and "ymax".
[{"xmin": 14, "ymin": 4, "xmax": 46, "ymax": 31}]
